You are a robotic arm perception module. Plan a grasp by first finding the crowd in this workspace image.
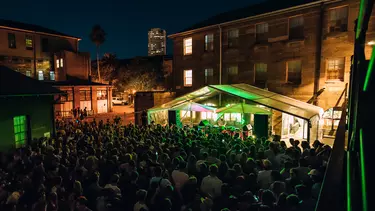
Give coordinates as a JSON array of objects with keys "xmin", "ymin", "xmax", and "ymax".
[{"xmin": 0, "ymin": 118, "xmax": 331, "ymax": 211}]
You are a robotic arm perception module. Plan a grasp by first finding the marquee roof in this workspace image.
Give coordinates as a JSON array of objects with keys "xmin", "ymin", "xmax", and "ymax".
[{"xmin": 148, "ymin": 84, "xmax": 323, "ymax": 120}]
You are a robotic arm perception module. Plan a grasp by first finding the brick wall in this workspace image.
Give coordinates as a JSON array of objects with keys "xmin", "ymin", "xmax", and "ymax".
[{"xmin": 171, "ymin": 0, "xmax": 375, "ymax": 111}]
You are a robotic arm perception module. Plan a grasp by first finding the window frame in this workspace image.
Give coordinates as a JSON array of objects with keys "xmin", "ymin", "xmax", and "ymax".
[
  {"xmin": 286, "ymin": 60, "xmax": 302, "ymax": 84},
  {"xmin": 38, "ymin": 70, "xmax": 44, "ymax": 80},
  {"xmin": 8, "ymin": 33, "xmax": 16, "ymax": 49},
  {"xmin": 255, "ymin": 22, "xmax": 269, "ymax": 42},
  {"xmin": 227, "ymin": 66, "xmax": 238, "ymax": 76},
  {"xmin": 254, "ymin": 63, "xmax": 268, "ymax": 84},
  {"xmin": 183, "ymin": 37, "xmax": 193, "ymax": 55},
  {"xmin": 204, "ymin": 68, "xmax": 214, "ymax": 84},
  {"xmin": 25, "ymin": 34, "xmax": 33, "ymax": 50},
  {"xmin": 80, "ymin": 90, "xmax": 92, "ymax": 101},
  {"xmin": 227, "ymin": 29, "xmax": 239, "ymax": 48},
  {"xmin": 183, "ymin": 69, "xmax": 193, "ymax": 87},
  {"xmin": 288, "ymin": 15, "xmax": 304, "ymax": 39},
  {"xmin": 204, "ymin": 34, "xmax": 214, "ymax": 52},
  {"xmin": 60, "ymin": 58, "xmax": 64, "ymax": 67},
  {"xmin": 49, "ymin": 71, "xmax": 55, "ymax": 81},
  {"xmin": 56, "ymin": 59, "xmax": 60, "ymax": 68},
  {"xmin": 328, "ymin": 6, "xmax": 349, "ymax": 33},
  {"xmin": 13, "ymin": 115, "xmax": 28, "ymax": 148},
  {"xmin": 326, "ymin": 58, "xmax": 345, "ymax": 81}
]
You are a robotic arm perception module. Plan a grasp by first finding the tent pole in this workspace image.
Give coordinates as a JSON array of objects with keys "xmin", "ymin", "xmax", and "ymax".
[{"xmin": 307, "ymin": 120, "xmax": 311, "ymax": 143}]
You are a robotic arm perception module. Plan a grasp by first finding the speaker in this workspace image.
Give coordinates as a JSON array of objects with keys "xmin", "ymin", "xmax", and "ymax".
[
  {"xmin": 199, "ymin": 120, "xmax": 210, "ymax": 127},
  {"xmin": 254, "ymin": 114, "xmax": 268, "ymax": 138}
]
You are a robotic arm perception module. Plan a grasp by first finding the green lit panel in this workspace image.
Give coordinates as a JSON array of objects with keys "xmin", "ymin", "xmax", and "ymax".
[
  {"xmin": 359, "ymin": 129, "xmax": 368, "ymax": 211},
  {"xmin": 363, "ymin": 46, "xmax": 375, "ymax": 91}
]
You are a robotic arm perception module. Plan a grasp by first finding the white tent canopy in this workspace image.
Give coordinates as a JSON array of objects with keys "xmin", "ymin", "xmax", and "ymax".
[
  {"xmin": 148, "ymin": 84, "xmax": 323, "ymax": 120},
  {"xmin": 216, "ymin": 103, "xmax": 272, "ymax": 115},
  {"xmin": 169, "ymin": 102, "xmax": 215, "ymax": 112}
]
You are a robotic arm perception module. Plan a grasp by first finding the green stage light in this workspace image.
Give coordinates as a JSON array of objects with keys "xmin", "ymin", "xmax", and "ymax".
[{"xmin": 363, "ymin": 46, "xmax": 374, "ymax": 91}]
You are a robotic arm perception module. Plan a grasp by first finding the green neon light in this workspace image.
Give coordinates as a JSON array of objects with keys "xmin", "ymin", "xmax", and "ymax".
[
  {"xmin": 359, "ymin": 128, "xmax": 368, "ymax": 211},
  {"xmin": 347, "ymin": 151, "xmax": 351, "ymax": 211},
  {"xmin": 363, "ymin": 46, "xmax": 375, "ymax": 91},
  {"xmin": 356, "ymin": 0, "xmax": 366, "ymax": 39}
]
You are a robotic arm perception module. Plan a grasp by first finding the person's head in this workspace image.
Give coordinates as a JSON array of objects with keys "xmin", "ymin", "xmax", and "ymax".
[
  {"xmin": 290, "ymin": 168, "xmax": 298, "ymax": 179},
  {"xmin": 178, "ymin": 161, "xmax": 187, "ymax": 171},
  {"xmin": 286, "ymin": 194, "xmax": 300, "ymax": 210},
  {"xmin": 130, "ymin": 171, "xmax": 139, "ymax": 182},
  {"xmin": 202, "ymin": 152, "xmax": 208, "ymax": 160},
  {"xmin": 308, "ymin": 169, "xmax": 322, "ymax": 183},
  {"xmin": 219, "ymin": 154, "xmax": 226, "ymax": 162},
  {"xmin": 295, "ymin": 184, "xmax": 309, "ymax": 200},
  {"xmin": 277, "ymin": 192, "xmax": 288, "ymax": 207},
  {"xmin": 209, "ymin": 164, "xmax": 218, "ymax": 176},
  {"xmin": 271, "ymin": 181, "xmax": 286, "ymax": 197},
  {"xmin": 289, "ymin": 138, "xmax": 295, "ymax": 146},
  {"xmin": 154, "ymin": 166, "xmax": 162, "ymax": 177},
  {"xmin": 262, "ymin": 159, "xmax": 272, "ymax": 170},
  {"xmin": 301, "ymin": 141, "xmax": 310, "ymax": 150},
  {"xmin": 76, "ymin": 196, "xmax": 88, "ymax": 210},
  {"xmin": 110, "ymin": 174, "xmax": 119, "ymax": 184},
  {"xmin": 293, "ymin": 140, "xmax": 300, "ymax": 147},
  {"xmin": 261, "ymin": 190, "xmax": 275, "ymax": 207},
  {"xmin": 136, "ymin": 189, "xmax": 147, "ymax": 202}
]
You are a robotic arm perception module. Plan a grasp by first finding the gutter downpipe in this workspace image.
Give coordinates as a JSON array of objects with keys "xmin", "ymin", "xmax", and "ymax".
[
  {"xmin": 313, "ymin": 2, "xmax": 324, "ymax": 106},
  {"xmin": 219, "ymin": 25, "xmax": 223, "ymax": 106}
]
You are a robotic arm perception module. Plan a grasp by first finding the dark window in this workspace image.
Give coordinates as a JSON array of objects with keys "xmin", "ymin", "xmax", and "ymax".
[
  {"xmin": 287, "ymin": 60, "xmax": 302, "ymax": 84},
  {"xmin": 80, "ymin": 90, "xmax": 92, "ymax": 100},
  {"xmin": 329, "ymin": 7, "xmax": 348, "ymax": 33},
  {"xmin": 8, "ymin": 33, "xmax": 16, "ymax": 49},
  {"xmin": 204, "ymin": 34, "xmax": 214, "ymax": 51},
  {"xmin": 228, "ymin": 29, "xmax": 239, "ymax": 48},
  {"xmin": 204, "ymin": 68, "xmax": 214, "ymax": 84},
  {"xmin": 227, "ymin": 66, "xmax": 238, "ymax": 83},
  {"xmin": 289, "ymin": 16, "xmax": 304, "ymax": 39},
  {"xmin": 255, "ymin": 63, "xmax": 268, "ymax": 85},
  {"xmin": 256, "ymin": 23, "xmax": 268, "ymax": 42},
  {"xmin": 25, "ymin": 35, "xmax": 33, "ymax": 50},
  {"xmin": 41, "ymin": 38, "xmax": 49, "ymax": 52}
]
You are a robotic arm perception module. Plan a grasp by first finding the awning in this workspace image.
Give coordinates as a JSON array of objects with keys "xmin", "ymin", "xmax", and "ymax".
[
  {"xmin": 148, "ymin": 84, "xmax": 323, "ymax": 120},
  {"xmin": 169, "ymin": 102, "xmax": 216, "ymax": 112}
]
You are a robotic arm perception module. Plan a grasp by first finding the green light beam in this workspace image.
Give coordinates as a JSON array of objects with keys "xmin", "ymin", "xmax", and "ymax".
[
  {"xmin": 359, "ymin": 128, "xmax": 368, "ymax": 211},
  {"xmin": 363, "ymin": 46, "xmax": 375, "ymax": 91}
]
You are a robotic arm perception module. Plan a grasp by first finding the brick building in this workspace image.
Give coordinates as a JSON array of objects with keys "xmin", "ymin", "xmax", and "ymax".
[
  {"xmin": 0, "ymin": 19, "xmax": 112, "ymax": 117},
  {"xmin": 169, "ymin": 0, "xmax": 375, "ymax": 138}
]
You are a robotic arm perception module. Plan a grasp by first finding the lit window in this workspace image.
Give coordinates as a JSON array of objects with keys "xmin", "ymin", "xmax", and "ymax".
[
  {"xmin": 231, "ymin": 113, "xmax": 241, "ymax": 122},
  {"xmin": 256, "ymin": 23, "xmax": 268, "ymax": 42},
  {"xmin": 56, "ymin": 59, "xmax": 60, "ymax": 68},
  {"xmin": 25, "ymin": 35, "xmax": 33, "ymax": 50},
  {"xmin": 201, "ymin": 112, "xmax": 207, "ymax": 120},
  {"xmin": 255, "ymin": 63, "xmax": 268, "ymax": 84},
  {"xmin": 60, "ymin": 58, "xmax": 63, "ymax": 67},
  {"xmin": 50, "ymin": 71, "xmax": 55, "ymax": 81},
  {"xmin": 327, "ymin": 58, "xmax": 345, "ymax": 81},
  {"xmin": 228, "ymin": 29, "xmax": 239, "ymax": 47},
  {"xmin": 204, "ymin": 34, "xmax": 214, "ymax": 51},
  {"xmin": 181, "ymin": 111, "xmax": 196, "ymax": 118},
  {"xmin": 38, "ymin": 71, "xmax": 43, "ymax": 80},
  {"xmin": 183, "ymin": 37, "xmax": 192, "ymax": 55},
  {"xmin": 204, "ymin": 68, "xmax": 214, "ymax": 84},
  {"xmin": 184, "ymin": 70, "xmax": 193, "ymax": 87},
  {"xmin": 329, "ymin": 6, "xmax": 348, "ymax": 33},
  {"xmin": 13, "ymin": 115, "xmax": 28, "ymax": 148},
  {"xmin": 287, "ymin": 60, "xmax": 302, "ymax": 84},
  {"xmin": 26, "ymin": 71, "xmax": 31, "ymax": 77},
  {"xmin": 227, "ymin": 66, "xmax": 238, "ymax": 75}
]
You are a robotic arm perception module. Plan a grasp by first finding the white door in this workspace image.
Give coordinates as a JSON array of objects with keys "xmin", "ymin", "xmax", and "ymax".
[{"xmin": 97, "ymin": 100, "xmax": 108, "ymax": 113}]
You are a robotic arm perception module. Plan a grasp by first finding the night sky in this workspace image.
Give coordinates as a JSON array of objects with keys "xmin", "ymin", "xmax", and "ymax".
[{"xmin": 1, "ymin": 0, "xmax": 262, "ymax": 59}]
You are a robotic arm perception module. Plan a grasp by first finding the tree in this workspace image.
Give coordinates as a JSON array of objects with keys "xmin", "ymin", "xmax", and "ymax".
[
  {"xmin": 90, "ymin": 25, "xmax": 106, "ymax": 82},
  {"xmin": 100, "ymin": 53, "xmax": 118, "ymax": 82}
]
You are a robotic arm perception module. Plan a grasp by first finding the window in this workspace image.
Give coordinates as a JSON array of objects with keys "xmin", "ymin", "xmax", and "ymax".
[
  {"xmin": 255, "ymin": 63, "xmax": 268, "ymax": 84},
  {"xmin": 97, "ymin": 90, "xmax": 108, "ymax": 100},
  {"xmin": 183, "ymin": 37, "xmax": 192, "ymax": 55},
  {"xmin": 13, "ymin": 116, "xmax": 28, "ymax": 148},
  {"xmin": 227, "ymin": 66, "xmax": 238, "ymax": 75},
  {"xmin": 287, "ymin": 60, "xmax": 302, "ymax": 84},
  {"xmin": 26, "ymin": 71, "xmax": 31, "ymax": 77},
  {"xmin": 184, "ymin": 70, "xmax": 193, "ymax": 87},
  {"xmin": 181, "ymin": 111, "xmax": 196, "ymax": 118},
  {"xmin": 327, "ymin": 58, "xmax": 345, "ymax": 81},
  {"xmin": 204, "ymin": 34, "xmax": 214, "ymax": 51},
  {"xmin": 61, "ymin": 90, "xmax": 73, "ymax": 102},
  {"xmin": 204, "ymin": 68, "xmax": 214, "ymax": 84},
  {"xmin": 60, "ymin": 58, "xmax": 64, "ymax": 67},
  {"xmin": 289, "ymin": 16, "xmax": 304, "ymax": 39},
  {"xmin": 201, "ymin": 112, "xmax": 213, "ymax": 120},
  {"xmin": 41, "ymin": 38, "xmax": 49, "ymax": 52},
  {"xmin": 25, "ymin": 35, "xmax": 33, "ymax": 50},
  {"xmin": 329, "ymin": 7, "xmax": 348, "ymax": 33},
  {"xmin": 49, "ymin": 71, "xmax": 55, "ymax": 81},
  {"xmin": 38, "ymin": 71, "xmax": 44, "ymax": 80},
  {"xmin": 8, "ymin": 33, "xmax": 16, "ymax": 49},
  {"xmin": 256, "ymin": 23, "xmax": 268, "ymax": 42},
  {"xmin": 56, "ymin": 59, "xmax": 60, "ymax": 68},
  {"xmin": 80, "ymin": 90, "xmax": 92, "ymax": 100},
  {"xmin": 228, "ymin": 29, "xmax": 239, "ymax": 47}
]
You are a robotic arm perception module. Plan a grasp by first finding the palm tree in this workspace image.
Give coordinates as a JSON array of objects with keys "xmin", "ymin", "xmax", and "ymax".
[{"xmin": 90, "ymin": 25, "xmax": 106, "ymax": 81}]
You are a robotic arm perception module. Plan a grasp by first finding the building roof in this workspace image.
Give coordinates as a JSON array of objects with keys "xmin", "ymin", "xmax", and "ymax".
[
  {"xmin": 149, "ymin": 84, "xmax": 323, "ymax": 120},
  {"xmin": 46, "ymin": 76, "xmax": 111, "ymax": 87},
  {"xmin": 0, "ymin": 66, "xmax": 63, "ymax": 97},
  {"xmin": 171, "ymin": 0, "xmax": 321, "ymax": 36},
  {"xmin": 0, "ymin": 19, "xmax": 81, "ymax": 40}
]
